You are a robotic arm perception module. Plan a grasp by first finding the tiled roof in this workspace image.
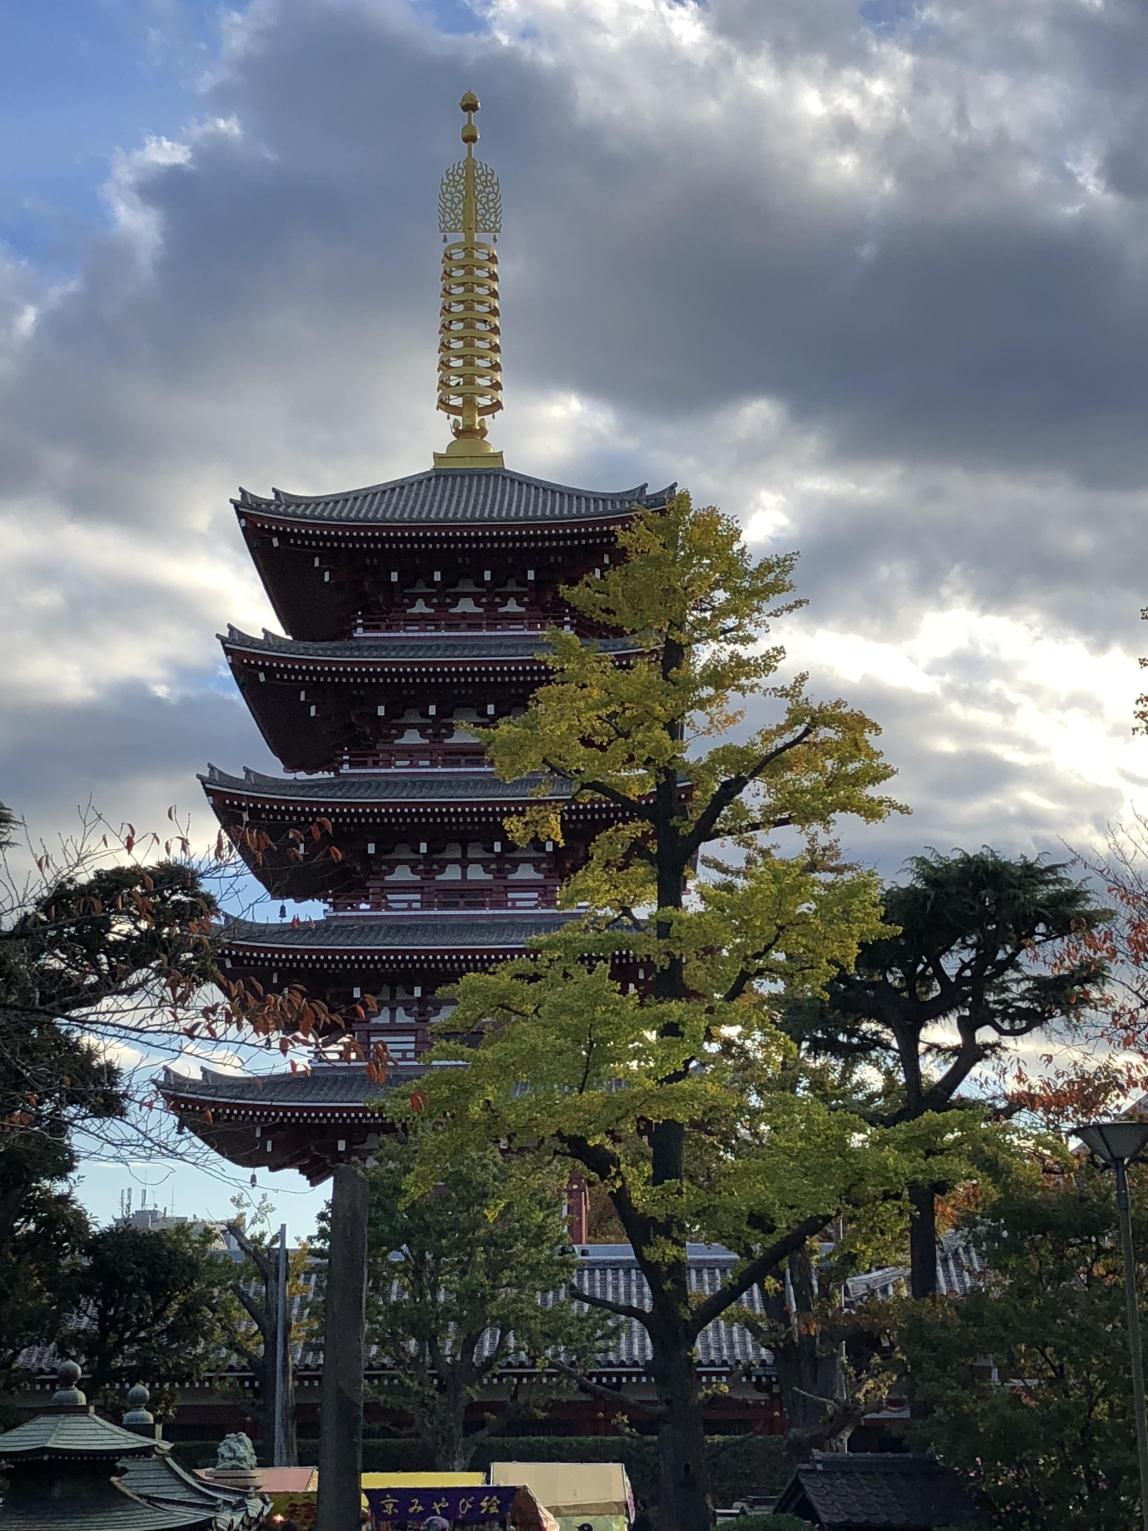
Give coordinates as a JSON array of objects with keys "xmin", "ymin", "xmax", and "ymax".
[
  {"xmin": 569, "ymin": 1245, "xmax": 773, "ymax": 1373},
  {"xmin": 286, "ymin": 1243, "xmax": 775, "ymax": 1378},
  {"xmin": 201, "ymin": 765, "xmax": 573, "ymax": 803},
  {"xmin": 235, "ymin": 468, "xmax": 674, "ymax": 525},
  {"xmin": 120, "ymin": 1451, "xmax": 267, "ymax": 1527},
  {"xmin": 0, "ymin": 1491, "xmax": 218, "ymax": 1531},
  {"xmin": 221, "ymin": 626, "xmax": 643, "ymax": 662},
  {"xmin": 159, "ymin": 1063, "xmax": 426, "ymax": 1108},
  {"xmin": 844, "ymin": 1232, "xmax": 984, "ymax": 1304},
  {"xmin": 776, "ymin": 1451, "xmax": 980, "ymax": 1528},
  {"xmin": 0, "ymin": 1407, "xmax": 156, "ymax": 1461},
  {"xmin": 221, "ymin": 911, "xmax": 575, "ymax": 950}
]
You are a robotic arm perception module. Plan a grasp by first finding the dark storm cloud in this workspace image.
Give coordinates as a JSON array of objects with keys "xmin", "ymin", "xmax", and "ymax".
[
  {"xmin": 1, "ymin": 679, "xmax": 275, "ymax": 854},
  {"xmin": 1, "ymin": 0, "xmax": 1146, "ymax": 861}
]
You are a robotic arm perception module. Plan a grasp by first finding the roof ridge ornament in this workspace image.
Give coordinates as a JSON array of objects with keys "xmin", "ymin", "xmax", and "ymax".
[{"xmin": 434, "ymin": 92, "xmax": 505, "ymax": 470}]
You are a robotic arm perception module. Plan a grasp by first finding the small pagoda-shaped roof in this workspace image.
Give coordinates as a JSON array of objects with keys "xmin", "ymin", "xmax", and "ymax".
[
  {"xmin": 235, "ymin": 466, "xmax": 674, "ymax": 527},
  {"xmin": 0, "ymin": 1365, "xmax": 247, "ymax": 1531},
  {"xmin": 0, "ymin": 1409, "xmax": 158, "ymax": 1462}
]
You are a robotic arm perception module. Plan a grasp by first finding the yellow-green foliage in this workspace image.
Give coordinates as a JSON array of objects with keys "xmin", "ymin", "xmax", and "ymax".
[{"xmin": 405, "ymin": 493, "xmax": 972, "ymax": 1271}]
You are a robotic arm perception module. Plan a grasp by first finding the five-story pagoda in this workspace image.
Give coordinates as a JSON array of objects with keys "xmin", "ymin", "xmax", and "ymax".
[
  {"xmin": 159, "ymin": 93, "xmax": 670, "ymax": 1526},
  {"xmin": 161, "ymin": 94, "xmax": 670, "ymax": 1180}
]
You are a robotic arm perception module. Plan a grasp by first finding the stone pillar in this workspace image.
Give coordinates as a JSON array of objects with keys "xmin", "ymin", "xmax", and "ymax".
[{"xmin": 316, "ymin": 1161, "xmax": 369, "ymax": 1531}]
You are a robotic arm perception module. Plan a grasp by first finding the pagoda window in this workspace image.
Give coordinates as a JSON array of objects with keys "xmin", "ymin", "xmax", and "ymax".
[{"xmin": 387, "ymin": 864, "xmax": 420, "ymax": 881}]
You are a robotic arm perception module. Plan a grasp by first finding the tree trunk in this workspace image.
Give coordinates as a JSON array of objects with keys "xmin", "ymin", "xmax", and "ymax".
[
  {"xmin": 282, "ymin": 1346, "xmax": 298, "ymax": 1466},
  {"xmin": 316, "ymin": 1163, "xmax": 369, "ymax": 1531},
  {"xmin": 765, "ymin": 1248, "xmax": 851, "ymax": 1459},
  {"xmin": 651, "ymin": 1330, "xmax": 712, "ymax": 1531},
  {"xmin": 428, "ymin": 1410, "xmax": 473, "ymax": 1473},
  {"xmin": 908, "ymin": 1182, "xmax": 937, "ymax": 1300}
]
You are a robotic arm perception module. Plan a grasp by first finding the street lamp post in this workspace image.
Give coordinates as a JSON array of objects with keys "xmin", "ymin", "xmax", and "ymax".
[{"xmin": 1075, "ymin": 1119, "xmax": 1148, "ymax": 1531}]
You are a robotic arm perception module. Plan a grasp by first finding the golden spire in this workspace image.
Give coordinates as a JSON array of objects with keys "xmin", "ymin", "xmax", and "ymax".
[{"xmin": 434, "ymin": 91, "xmax": 505, "ymax": 469}]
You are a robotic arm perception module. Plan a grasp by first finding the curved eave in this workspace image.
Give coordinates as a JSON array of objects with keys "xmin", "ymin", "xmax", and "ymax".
[
  {"xmin": 199, "ymin": 767, "xmax": 576, "ymax": 813},
  {"xmin": 220, "ymin": 628, "xmax": 647, "ymax": 674},
  {"xmin": 220, "ymin": 937, "xmax": 558, "ymax": 969},
  {"xmin": 237, "ymin": 502, "xmax": 639, "ymax": 539},
  {"xmin": 215, "ymin": 911, "xmax": 581, "ymax": 974},
  {"xmin": 233, "ymin": 468, "xmax": 674, "ymax": 527},
  {"xmin": 157, "ymin": 1065, "xmax": 428, "ymax": 1182}
]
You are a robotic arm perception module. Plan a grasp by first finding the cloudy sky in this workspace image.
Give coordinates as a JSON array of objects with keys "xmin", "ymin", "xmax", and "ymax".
[{"xmin": 4, "ymin": 0, "xmax": 1148, "ymax": 1232}]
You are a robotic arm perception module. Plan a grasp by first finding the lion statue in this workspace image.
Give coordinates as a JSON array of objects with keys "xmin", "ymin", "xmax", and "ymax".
[{"xmin": 215, "ymin": 1431, "xmax": 258, "ymax": 1470}]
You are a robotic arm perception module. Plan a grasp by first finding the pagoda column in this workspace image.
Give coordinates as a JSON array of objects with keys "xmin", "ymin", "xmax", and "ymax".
[{"xmin": 317, "ymin": 1160, "xmax": 370, "ymax": 1531}]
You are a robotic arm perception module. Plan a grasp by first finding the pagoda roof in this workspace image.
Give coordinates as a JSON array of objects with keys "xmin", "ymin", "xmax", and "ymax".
[
  {"xmin": 157, "ymin": 1062, "xmax": 431, "ymax": 1181},
  {"xmin": 222, "ymin": 625, "xmax": 643, "ymax": 664},
  {"xmin": 222, "ymin": 911, "xmax": 575, "ymax": 954},
  {"xmin": 201, "ymin": 764, "xmax": 574, "ymax": 805},
  {"xmin": 221, "ymin": 628, "xmax": 648, "ymax": 773},
  {"xmin": 158, "ymin": 1062, "xmax": 423, "ymax": 1110},
  {"xmin": 235, "ymin": 466, "xmax": 674, "ymax": 527}
]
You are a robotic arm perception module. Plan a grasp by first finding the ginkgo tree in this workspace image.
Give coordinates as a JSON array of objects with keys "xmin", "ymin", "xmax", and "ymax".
[{"xmin": 404, "ymin": 494, "xmax": 982, "ymax": 1531}]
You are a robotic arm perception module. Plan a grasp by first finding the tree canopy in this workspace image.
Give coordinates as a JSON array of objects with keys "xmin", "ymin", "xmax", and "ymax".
[
  {"xmin": 63, "ymin": 1220, "xmax": 236, "ymax": 1413},
  {"xmin": 318, "ymin": 1135, "xmax": 605, "ymax": 1471},
  {"xmin": 896, "ymin": 1159, "xmax": 1148, "ymax": 1530},
  {"xmin": 784, "ymin": 848, "xmax": 1108, "ymax": 1295},
  {"xmin": 403, "ymin": 493, "xmax": 978, "ymax": 1530}
]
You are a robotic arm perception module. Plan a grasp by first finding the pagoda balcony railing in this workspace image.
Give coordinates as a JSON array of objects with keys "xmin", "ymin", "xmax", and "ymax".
[
  {"xmin": 339, "ymin": 744, "xmax": 489, "ymax": 771},
  {"xmin": 354, "ymin": 613, "xmax": 559, "ymax": 635},
  {"xmin": 328, "ymin": 884, "xmax": 562, "ymax": 914}
]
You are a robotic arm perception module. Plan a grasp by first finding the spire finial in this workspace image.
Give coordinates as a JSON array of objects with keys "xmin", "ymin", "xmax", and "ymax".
[{"xmin": 434, "ymin": 91, "xmax": 504, "ymax": 469}]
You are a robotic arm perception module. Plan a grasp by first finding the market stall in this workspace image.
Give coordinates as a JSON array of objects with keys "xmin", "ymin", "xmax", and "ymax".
[
  {"xmin": 488, "ymin": 1462, "xmax": 633, "ymax": 1531},
  {"xmin": 363, "ymin": 1482, "xmax": 557, "ymax": 1530}
]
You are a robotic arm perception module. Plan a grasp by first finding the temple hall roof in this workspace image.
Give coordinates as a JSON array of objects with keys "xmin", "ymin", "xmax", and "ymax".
[{"xmin": 235, "ymin": 467, "xmax": 674, "ymax": 526}]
